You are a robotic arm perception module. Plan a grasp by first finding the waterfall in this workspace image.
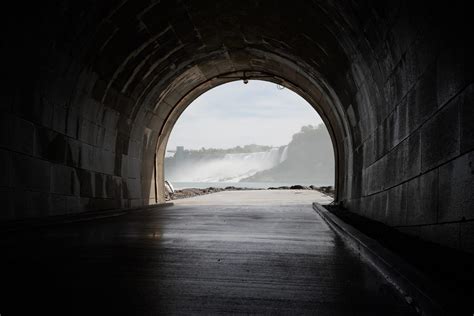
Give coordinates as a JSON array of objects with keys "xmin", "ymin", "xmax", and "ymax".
[{"xmin": 167, "ymin": 146, "xmax": 288, "ymax": 182}]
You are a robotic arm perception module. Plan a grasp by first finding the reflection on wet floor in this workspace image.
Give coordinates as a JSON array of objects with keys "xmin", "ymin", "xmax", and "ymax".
[{"xmin": 0, "ymin": 193, "xmax": 414, "ymax": 315}]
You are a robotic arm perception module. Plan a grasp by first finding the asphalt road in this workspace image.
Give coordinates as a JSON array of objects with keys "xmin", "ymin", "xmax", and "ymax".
[{"xmin": 0, "ymin": 190, "xmax": 413, "ymax": 315}]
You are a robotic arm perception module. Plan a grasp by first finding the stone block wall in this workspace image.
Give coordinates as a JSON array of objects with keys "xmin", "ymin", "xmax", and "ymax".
[{"xmin": 343, "ymin": 3, "xmax": 474, "ymax": 253}]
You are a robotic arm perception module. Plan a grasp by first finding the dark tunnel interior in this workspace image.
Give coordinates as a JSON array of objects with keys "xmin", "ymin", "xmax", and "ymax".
[
  {"xmin": 0, "ymin": 1, "xmax": 473, "ymax": 314},
  {"xmin": 2, "ymin": 0, "xmax": 472, "ymax": 252}
]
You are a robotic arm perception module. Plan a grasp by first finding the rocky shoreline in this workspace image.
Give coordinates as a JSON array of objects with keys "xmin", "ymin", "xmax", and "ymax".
[{"xmin": 167, "ymin": 185, "xmax": 335, "ymax": 201}]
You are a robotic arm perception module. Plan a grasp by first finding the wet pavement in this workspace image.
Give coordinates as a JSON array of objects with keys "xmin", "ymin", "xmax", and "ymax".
[{"xmin": 0, "ymin": 191, "xmax": 414, "ymax": 315}]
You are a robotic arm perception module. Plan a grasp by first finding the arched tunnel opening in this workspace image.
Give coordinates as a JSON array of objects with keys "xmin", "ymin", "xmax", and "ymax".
[
  {"xmin": 157, "ymin": 79, "xmax": 336, "ymax": 200},
  {"xmin": 144, "ymin": 59, "xmax": 351, "ymax": 206},
  {"xmin": 0, "ymin": 1, "xmax": 473, "ymax": 314}
]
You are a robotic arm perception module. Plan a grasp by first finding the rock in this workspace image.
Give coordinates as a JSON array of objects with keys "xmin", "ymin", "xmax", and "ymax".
[
  {"xmin": 290, "ymin": 185, "xmax": 308, "ymax": 190},
  {"xmin": 315, "ymin": 186, "xmax": 335, "ymax": 197}
]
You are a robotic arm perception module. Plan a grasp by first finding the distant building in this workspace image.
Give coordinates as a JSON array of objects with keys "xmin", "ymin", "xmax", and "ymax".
[{"xmin": 175, "ymin": 146, "xmax": 185, "ymax": 160}]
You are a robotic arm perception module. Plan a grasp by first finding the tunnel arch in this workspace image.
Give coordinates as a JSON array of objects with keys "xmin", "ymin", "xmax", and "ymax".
[
  {"xmin": 152, "ymin": 68, "xmax": 349, "ymax": 202},
  {"xmin": 1, "ymin": 1, "xmax": 473, "ymax": 252}
]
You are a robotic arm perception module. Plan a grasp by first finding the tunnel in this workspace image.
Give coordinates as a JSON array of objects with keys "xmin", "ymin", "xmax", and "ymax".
[{"xmin": 1, "ymin": 1, "xmax": 473, "ymax": 252}]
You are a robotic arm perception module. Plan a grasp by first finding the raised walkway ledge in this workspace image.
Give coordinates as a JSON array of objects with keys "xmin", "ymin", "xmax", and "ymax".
[{"xmin": 313, "ymin": 203, "xmax": 468, "ymax": 316}]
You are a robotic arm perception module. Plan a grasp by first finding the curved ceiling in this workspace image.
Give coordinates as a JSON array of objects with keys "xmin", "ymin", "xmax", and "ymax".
[{"xmin": 70, "ymin": 0, "xmax": 373, "ymax": 203}]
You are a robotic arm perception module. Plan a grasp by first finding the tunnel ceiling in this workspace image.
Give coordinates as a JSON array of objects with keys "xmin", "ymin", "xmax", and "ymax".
[{"xmin": 1, "ymin": 1, "xmax": 473, "ymax": 253}]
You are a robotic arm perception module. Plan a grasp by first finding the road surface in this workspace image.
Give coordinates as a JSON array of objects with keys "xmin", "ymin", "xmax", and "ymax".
[{"xmin": 0, "ymin": 190, "xmax": 413, "ymax": 315}]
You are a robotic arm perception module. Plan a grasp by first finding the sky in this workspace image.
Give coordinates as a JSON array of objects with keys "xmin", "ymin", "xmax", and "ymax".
[{"xmin": 166, "ymin": 80, "xmax": 324, "ymax": 151}]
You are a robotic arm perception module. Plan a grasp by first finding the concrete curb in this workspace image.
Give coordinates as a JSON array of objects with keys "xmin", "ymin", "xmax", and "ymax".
[
  {"xmin": 313, "ymin": 203, "xmax": 445, "ymax": 316},
  {"xmin": 0, "ymin": 202, "xmax": 174, "ymax": 233}
]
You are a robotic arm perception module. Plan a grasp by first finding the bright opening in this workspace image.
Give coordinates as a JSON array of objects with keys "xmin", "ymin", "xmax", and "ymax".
[{"xmin": 164, "ymin": 80, "xmax": 334, "ymax": 195}]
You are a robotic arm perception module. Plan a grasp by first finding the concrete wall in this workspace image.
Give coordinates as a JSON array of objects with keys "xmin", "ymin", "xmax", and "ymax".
[{"xmin": 0, "ymin": 1, "xmax": 472, "ymax": 253}]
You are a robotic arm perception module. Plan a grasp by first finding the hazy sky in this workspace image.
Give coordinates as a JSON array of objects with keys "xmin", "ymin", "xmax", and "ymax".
[{"xmin": 166, "ymin": 80, "xmax": 324, "ymax": 151}]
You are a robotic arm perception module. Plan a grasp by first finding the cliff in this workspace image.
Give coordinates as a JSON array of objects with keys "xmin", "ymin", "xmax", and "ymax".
[{"xmin": 239, "ymin": 125, "xmax": 334, "ymax": 184}]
